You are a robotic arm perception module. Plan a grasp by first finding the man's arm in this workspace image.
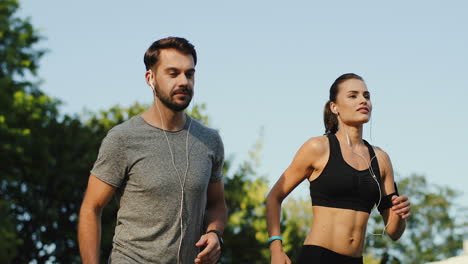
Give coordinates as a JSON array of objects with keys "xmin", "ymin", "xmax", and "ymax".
[
  {"xmin": 195, "ymin": 181, "xmax": 227, "ymax": 264},
  {"xmin": 78, "ymin": 174, "xmax": 116, "ymax": 264}
]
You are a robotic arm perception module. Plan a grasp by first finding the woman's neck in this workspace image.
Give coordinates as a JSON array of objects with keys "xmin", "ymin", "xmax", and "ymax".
[{"xmin": 336, "ymin": 124, "xmax": 364, "ymax": 147}]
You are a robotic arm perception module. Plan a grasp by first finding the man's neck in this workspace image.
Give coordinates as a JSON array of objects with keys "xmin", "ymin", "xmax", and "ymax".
[{"xmin": 142, "ymin": 104, "xmax": 187, "ymax": 131}]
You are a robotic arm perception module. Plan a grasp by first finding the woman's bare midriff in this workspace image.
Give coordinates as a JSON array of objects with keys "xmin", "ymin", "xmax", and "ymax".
[{"xmin": 303, "ymin": 206, "xmax": 370, "ymax": 257}]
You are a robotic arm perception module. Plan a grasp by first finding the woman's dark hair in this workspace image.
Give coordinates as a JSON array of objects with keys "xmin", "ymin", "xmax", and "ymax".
[
  {"xmin": 324, "ymin": 73, "xmax": 364, "ymax": 135},
  {"xmin": 144, "ymin": 37, "xmax": 197, "ymax": 70}
]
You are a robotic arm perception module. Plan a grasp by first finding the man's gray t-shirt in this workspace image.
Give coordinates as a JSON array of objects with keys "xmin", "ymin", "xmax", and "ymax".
[{"xmin": 91, "ymin": 114, "xmax": 224, "ymax": 263}]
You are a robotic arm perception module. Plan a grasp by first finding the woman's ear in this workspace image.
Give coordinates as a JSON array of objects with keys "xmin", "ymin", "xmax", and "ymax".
[{"xmin": 330, "ymin": 102, "xmax": 338, "ymax": 115}]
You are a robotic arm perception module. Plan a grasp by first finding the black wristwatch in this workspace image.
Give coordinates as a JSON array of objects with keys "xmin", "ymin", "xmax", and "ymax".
[{"xmin": 206, "ymin": 230, "xmax": 224, "ymax": 246}]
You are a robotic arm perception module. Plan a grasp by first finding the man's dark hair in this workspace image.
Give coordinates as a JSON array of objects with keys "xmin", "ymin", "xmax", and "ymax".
[{"xmin": 143, "ymin": 37, "xmax": 197, "ymax": 70}]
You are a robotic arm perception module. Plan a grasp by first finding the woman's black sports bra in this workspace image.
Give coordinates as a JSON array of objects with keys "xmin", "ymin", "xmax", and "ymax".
[{"xmin": 309, "ymin": 134, "xmax": 382, "ymax": 214}]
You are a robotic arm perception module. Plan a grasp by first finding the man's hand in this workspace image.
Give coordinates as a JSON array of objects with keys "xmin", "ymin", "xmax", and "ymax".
[{"xmin": 194, "ymin": 232, "xmax": 221, "ymax": 264}]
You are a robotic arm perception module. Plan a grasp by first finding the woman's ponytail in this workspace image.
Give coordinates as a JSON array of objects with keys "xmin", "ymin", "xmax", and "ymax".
[{"xmin": 323, "ymin": 100, "xmax": 338, "ymax": 135}]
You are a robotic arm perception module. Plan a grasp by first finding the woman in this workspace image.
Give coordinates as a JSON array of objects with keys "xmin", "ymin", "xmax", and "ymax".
[{"xmin": 266, "ymin": 73, "xmax": 411, "ymax": 264}]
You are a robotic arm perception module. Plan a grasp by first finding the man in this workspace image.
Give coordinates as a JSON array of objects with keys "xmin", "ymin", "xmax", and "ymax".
[{"xmin": 78, "ymin": 37, "xmax": 227, "ymax": 264}]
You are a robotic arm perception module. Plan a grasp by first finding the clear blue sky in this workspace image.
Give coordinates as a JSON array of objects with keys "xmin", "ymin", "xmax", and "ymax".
[{"xmin": 20, "ymin": 1, "xmax": 468, "ymax": 209}]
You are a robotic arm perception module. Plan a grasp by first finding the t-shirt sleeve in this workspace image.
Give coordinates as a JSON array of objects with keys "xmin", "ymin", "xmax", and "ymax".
[
  {"xmin": 90, "ymin": 129, "xmax": 127, "ymax": 187},
  {"xmin": 210, "ymin": 132, "xmax": 224, "ymax": 183}
]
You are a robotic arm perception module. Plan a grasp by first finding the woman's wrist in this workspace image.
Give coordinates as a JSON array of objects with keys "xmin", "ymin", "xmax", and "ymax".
[
  {"xmin": 269, "ymin": 239, "xmax": 284, "ymax": 252},
  {"xmin": 267, "ymin": 236, "xmax": 282, "ymax": 245}
]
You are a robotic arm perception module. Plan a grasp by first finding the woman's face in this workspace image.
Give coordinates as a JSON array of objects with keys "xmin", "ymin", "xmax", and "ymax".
[{"xmin": 332, "ymin": 78, "xmax": 372, "ymax": 126}]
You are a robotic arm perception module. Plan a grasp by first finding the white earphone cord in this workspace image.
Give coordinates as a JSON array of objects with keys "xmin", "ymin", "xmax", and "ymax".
[
  {"xmin": 342, "ymin": 125, "xmax": 391, "ymax": 237},
  {"xmin": 151, "ymin": 78, "xmax": 192, "ymax": 264}
]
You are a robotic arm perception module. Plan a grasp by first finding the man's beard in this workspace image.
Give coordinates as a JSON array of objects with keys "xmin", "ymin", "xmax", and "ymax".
[{"xmin": 155, "ymin": 86, "xmax": 193, "ymax": 112}]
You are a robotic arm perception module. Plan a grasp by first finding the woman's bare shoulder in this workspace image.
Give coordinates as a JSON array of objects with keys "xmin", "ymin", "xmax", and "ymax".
[{"xmin": 301, "ymin": 135, "xmax": 329, "ymax": 156}]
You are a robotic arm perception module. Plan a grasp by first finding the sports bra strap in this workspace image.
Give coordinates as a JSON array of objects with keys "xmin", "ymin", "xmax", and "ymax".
[
  {"xmin": 327, "ymin": 134, "xmax": 340, "ymax": 159},
  {"xmin": 363, "ymin": 139, "xmax": 381, "ymax": 182}
]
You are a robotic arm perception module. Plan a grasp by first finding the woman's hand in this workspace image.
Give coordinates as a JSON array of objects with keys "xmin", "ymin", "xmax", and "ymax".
[
  {"xmin": 270, "ymin": 240, "xmax": 291, "ymax": 264},
  {"xmin": 391, "ymin": 195, "xmax": 411, "ymax": 219},
  {"xmin": 271, "ymin": 251, "xmax": 291, "ymax": 264}
]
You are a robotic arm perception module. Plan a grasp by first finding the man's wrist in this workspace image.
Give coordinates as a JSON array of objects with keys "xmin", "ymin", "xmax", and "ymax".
[{"xmin": 206, "ymin": 230, "xmax": 224, "ymax": 246}]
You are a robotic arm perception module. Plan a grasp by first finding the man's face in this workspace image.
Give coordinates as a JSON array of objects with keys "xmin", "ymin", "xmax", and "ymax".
[{"xmin": 150, "ymin": 49, "xmax": 195, "ymax": 112}]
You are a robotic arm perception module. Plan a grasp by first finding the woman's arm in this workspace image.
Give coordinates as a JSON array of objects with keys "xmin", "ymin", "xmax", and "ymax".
[
  {"xmin": 266, "ymin": 137, "xmax": 328, "ymax": 263},
  {"xmin": 376, "ymin": 148, "xmax": 411, "ymax": 241}
]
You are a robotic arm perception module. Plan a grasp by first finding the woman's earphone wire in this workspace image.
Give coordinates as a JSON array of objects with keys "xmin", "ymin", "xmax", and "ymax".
[{"xmin": 339, "ymin": 115, "xmax": 390, "ymax": 236}]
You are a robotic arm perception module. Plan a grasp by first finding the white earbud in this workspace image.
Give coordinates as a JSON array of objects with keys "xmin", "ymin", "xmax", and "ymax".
[{"xmin": 148, "ymin": 70, "xmax": 157, "ymax": 95}]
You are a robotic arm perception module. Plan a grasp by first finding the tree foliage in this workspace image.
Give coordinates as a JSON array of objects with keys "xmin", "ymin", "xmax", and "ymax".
[
  {"xmin": 1, "ymin": 0, "xmax": 52, "ymax": 262},
  {"xmin": 280, "ymin": 197, "xmax": 313, "ymax": 259},
  {"xmin": 366, "ymin": 174, "xmax": 467, "ymax": 264},
  {"xmin": 222, "ymin": 139, "xmax": 270, "ymax": 263},
  {"xmin": 1, "ymin": 1, "xmax": 466, "ymax": 263}
]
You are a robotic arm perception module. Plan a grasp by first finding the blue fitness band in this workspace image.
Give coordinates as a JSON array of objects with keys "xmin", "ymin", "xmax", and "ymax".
[{"xmin": 267, "ymin": 236, "xmax": 283, "ymax": 245}]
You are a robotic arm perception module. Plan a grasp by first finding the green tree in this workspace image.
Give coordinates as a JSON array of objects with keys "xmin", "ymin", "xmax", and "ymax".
[
  {"xmin": 0, "ymin": 5, "xmax": 154, "ymax": 260},
  {"xmin": 221, "ymin": 132, "xmax": 314, "ymax": 263},
  {"xmin": 0, "ymin": 199, "xmax": 19, "ymax": 263},
  {"xmin": 1, "ymin": 90, "xmax": 112, "ymax": 263},
  {"xmin": 365, "ymin": 174, "xmax": 467, "ymax": 264},
  {"xmin": 0, "ymin": 0, "xmax": 52, "ymax": 262},
  {"xmin": 280, "ymin": 197, "xmax": 313, "ymax": 260},
  {"xmin": 222, "ymin": 131, "xmax": 270, "ymax": 263}
]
